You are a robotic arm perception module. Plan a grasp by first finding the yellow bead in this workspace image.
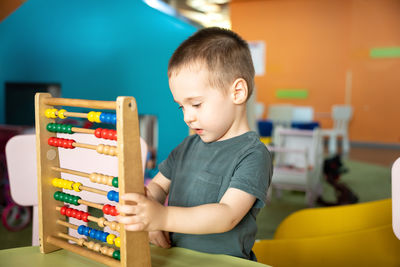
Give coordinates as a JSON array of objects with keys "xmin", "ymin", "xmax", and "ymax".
[
  {"xmin": 50, "ymin": 109, "xmax": 57, "ymax": 118},
  {"xmin": 66, "ymin": 180, "xmax": 73, "ymax": 190},
  {"xmin": 58, "ymin": 109, "xmax": 67, "ymax": 119},
  {"xmin": 54, "ymin": 178, "xmax": 62, "ymax": 188},
  {"xmin": 114, "ymin": 237, "xmax": 120, "ymax": 248},
  {"xmin": 106, "ymin": 234, "xmax": 115, "ymax": 245},
  {"xmin": 94, "ymin": 112, "xmax": 101, "ymax": 123},
  {"xmin": 51, "ymin": 178, "xmax": 58, "ymax": 187},
  {"xmin": 72, "ymin": 182, "xmax": 81, "ymax": 192},
  {"xmin": 87, "ymin": 111, "xmax": 95, "ymax": 122},
  {"xmin": 45, "ymin": 109, "xmax": 52, "ymax": 118}
]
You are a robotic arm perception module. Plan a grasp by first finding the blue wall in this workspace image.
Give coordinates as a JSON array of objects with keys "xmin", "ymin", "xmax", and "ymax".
[{"xmin": 0, "ymin": 0, "xmax": 197, "ymax": 164}]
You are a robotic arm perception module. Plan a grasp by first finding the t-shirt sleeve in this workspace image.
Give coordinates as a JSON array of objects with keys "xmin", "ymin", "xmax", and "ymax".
[
  {"xmin": 158, "ymin": 148, "xmax": 176, "ymax": 180},
  {"xmin": 228, "ymin": 145, "xmax": 272, "ymax": 209}
]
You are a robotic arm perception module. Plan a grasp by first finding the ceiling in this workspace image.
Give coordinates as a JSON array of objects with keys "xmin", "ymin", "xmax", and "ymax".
[{"xmin": 161, "ymin": 0, "xmax": 231, "ymax": 28}]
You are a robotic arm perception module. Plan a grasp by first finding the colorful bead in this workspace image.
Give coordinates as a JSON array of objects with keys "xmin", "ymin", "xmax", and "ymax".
[
  {"xmin": 48, "ymin": 137, "xmax": 75, "ymax": 149},
  {"xmin": 113, "ymin": 250, "xmax": 120, "ymax": 260},
  {"xmin": 106, "ymin": 234, "xmax": 116, "ymax": 245},
  {"xmin": 77, "ymin": 225, "xmax": 85, "ymax": 235},
  {"xmin": 112, "ymin": 177, "xmax": 118, "ymax": 188},
  {"xmin": 114, "ymin": 237, "xmax": 121, "ymax": 248},
  {"xmin": 72, "ymin": 182, "xmax": 81, "ymax": 192},
  {"xmin": 54, "ymin": 191, "xmax": 81, "ymax": 205},
  {"xmin": 87, "ymin": 111, "xmax": 101, "ymax": 123},
  {"xmin": 100, "ymin": 113, "xmax": 117, "ymax": 124},
  {"xmin": 58, "ymin": 109, "xmax": 67, "ymax": 119},
  {"xmin": 107, "ymin": 190, "xmax": 119, "ymax": 202},
  {"xmin": 45, "ymin": 108, "xmax": 57, "ymax": 118}
]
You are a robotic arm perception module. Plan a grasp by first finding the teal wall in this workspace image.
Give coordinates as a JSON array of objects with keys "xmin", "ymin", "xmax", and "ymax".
[{"xmin": 0, "ymin": 0, "xmax": 197, "ymax": 164}]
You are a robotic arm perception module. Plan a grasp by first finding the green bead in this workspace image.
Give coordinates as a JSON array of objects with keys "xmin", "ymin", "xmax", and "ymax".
[
  {"xmin": 67, "ymin": 125, "xmax": 73, "ymax": 134},
  {"xmin": 58, "ymin": 192, "xmax": 64, "ymax": 202},
  {"xmin": 60, "ymin": 124, "xmax": 67, "ymax": 133},
  {"xmin": 54, "ymin": 191, "xmax": 61, "ymax": 200},
  {"xmin": 113, "ymin": 250, "xmax": 120, "ymax": 260},
  {"xmin": 112, "ymin": 177, "xmax": 118, "ymax": 188},
  {"xmin": 46, "ymin": 123, "xmax": 52, "ymax": 132},
  {"xmin": 56, "ymin": 124, "xmax": 62, "ymax": 132},
  {"xmin": 73, "ymin": 196, "xmax": 80, "ymax": 205}
]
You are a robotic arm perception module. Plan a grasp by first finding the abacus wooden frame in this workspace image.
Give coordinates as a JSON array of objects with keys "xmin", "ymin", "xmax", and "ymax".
[{"xmin": 35, "ymin": 93, "xmax": 151, "ymax": 267}]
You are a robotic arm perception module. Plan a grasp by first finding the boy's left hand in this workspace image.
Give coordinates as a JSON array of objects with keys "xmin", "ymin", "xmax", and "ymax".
[{"xmin": 117, "ymin": 193, "xmax": 167, "ymax": 232}]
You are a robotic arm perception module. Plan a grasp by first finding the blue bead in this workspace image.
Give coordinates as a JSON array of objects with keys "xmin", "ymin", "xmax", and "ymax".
[
  {"xmin": 111, "ymin": 114, "xmax": 116, "ymax": 124},
  {"xmin": 114, "ymin": 192, "xmax": 119, "ymax": 202},
  {"xmin": 101, "ymin": 232, "xmax": 108, "ymax": 242},
  {"xmin": 89, "ymin": 229, "xmax": 97, "ymax": 238},
  {"xmin": 83, "ymin": 226, "xmax": 90, "ymax": 236},
  {"xmin": 95, "ymin": 230, "xmax": 103, "ymax": 240},
  {"xmin": 100, "ymin": 113, "xmax": 106, "ymax": 122},
  {"xmin": 107, "ymin": 191, "xmax": 113, "ymax": 201},
  {"xmin": 105, "ymin": 114, "xmax": 112, "ymax": 123},
  {"xmin": 77, "ymin": 225, "xmax": 85, "ymax": 235}
]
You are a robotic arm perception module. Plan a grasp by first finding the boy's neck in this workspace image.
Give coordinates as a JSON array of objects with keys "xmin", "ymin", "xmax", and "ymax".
[{"xmin": 219, "ymin": 106, "xmax": 251, "ymax": 141}]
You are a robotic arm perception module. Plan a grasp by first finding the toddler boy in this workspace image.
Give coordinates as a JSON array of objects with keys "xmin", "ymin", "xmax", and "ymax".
[{"xmin": 118, "ymin": 27, "xmax": 272, "ymax": 260}]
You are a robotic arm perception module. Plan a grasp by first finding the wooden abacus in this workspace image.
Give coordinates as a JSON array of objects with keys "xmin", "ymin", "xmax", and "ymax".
[{"xmin": 35, "ymin": 93, "xmax": 151, "ymax": 267}]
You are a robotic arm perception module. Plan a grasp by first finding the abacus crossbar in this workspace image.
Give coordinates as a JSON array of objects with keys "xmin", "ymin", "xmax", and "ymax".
[
  {"xmin": 47, "ymin": 236, "xmax": 120, "ymax": 267},
  {"xmin": 43, "ymin": 97, "xmax": 116, "ymax": 110}
]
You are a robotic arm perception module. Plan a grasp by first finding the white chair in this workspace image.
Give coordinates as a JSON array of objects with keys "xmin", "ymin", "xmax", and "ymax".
[
  {"xmin": 322, "ymin": 105, "xmax": 353, "ymax": 155},
  {"xmin": 292, "ymin": 106, "xmax": 314, "ymax": 123},
  {"xmin": 267, "ymin": 104, "xmax": 293, "ymax": 128},
  {"xmin": 392, "ymin": 157, "xmax": 400, "ymax": 240},
  {"xmin": 6, "ymin": 133, "xmax": 148, "ymax": 246},
  {"xmin": 267, "ymin": 126, "xmax": 324, "ymax": 207}
]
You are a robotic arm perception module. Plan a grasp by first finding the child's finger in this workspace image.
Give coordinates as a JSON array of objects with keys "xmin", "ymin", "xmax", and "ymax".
[
  {"xmin": 124, "ymin": 222, "xmax": 145, "ymax": 231},
  {"xmin": 117, "ymin": 215, "xmax": 141, "ymax": 225},
  {"xmin": 120, "ymin": 193, "xmax": 145, "ymax": 202},
  {"xmin": 117, "ymin": 204, "xmax": 138, "ymax": 215},
  {"xmin": 162, "ymin": 231, "xmax": 171, "ymax": 244}
]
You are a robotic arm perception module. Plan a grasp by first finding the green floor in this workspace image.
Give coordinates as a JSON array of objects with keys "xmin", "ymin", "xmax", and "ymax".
[{"xmin": 0, "ymin": 160, "xmax": 392, "ymax": 250}]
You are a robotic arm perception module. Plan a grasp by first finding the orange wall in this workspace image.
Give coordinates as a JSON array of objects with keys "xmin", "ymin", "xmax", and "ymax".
[
  {"xmin": 0, "ymin": 0, "xmax": 25, "ymax": 22},
  {"xmin": 231, "ymin": 0, "xmax": 400, "ymax": 144}
]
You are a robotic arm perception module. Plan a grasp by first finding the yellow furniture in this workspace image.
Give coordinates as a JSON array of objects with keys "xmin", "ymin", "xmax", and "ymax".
[{"xmin": 253, "ymin": 199, "xmax": 400, "ymax": 267}]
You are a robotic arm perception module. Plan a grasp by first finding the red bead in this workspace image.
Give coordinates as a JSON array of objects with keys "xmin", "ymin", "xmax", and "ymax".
[
  {"xmin": 71, "ymin": 209, "xmax": 77, "ymax": 218},
  {"xmin": 62, "ymin": 139, "xmax": 69, "ymax": 148},
  {"xmin": 68, "ymin": 140, "xmax": 75, "ymax": 149},
  {"xmin": 113, "ymin": 131, "xmax": 117, "ymax": 140},
  {"xmin": 60, "ymin": 206, "xmax": 67, "ymax": 215},
  {"xmin": 112, "ymin": 207, "xmax": 119, "ymax": 216},
  {"xmin": 66, "ymin": 208, "xmax": 72, "ymax": 217},
  {"xmin": 103, "ymin": 204, "xmax": 110, "ymax": 214},
  {"xmin": 101, "ymin": 129, "xmax": 108, "ymax": 139},
  {"xmin": 82, "ymin": 212, "xmax": 89, "ymax": 222},
  {"xmin": 94, "ymin": 128, "xmax": 102, "ymax": 138},
  {"xmin": 75, "ymin": 210, "xmax": 82, "ymax": 220},
  {"xmin": 108, "ymin": 130, "xmax": 115, "ymax": 140}
]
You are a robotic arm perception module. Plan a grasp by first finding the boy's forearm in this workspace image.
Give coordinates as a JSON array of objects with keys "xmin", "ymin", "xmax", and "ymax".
[
  {"xmin": 146, "ymin": 182, "xmax": 168, "ymax": 204},
  {"xmin": 162, "ymin": 203, "xmax": 237, "ymax": 234}
]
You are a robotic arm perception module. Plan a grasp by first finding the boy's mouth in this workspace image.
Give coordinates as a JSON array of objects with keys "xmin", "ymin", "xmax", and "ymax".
[{"xmin": 194, "ymin": 128, "xmax": 203, "ymax": 135}]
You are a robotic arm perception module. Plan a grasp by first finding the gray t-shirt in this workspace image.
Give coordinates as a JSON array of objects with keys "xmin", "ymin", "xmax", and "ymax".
[{"xmin": 158, "ymin": 131, "xmax": 272, "ymax": 260}]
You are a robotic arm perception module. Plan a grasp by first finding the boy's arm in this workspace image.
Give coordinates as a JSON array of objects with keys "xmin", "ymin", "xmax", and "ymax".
[
  {"xmin": 118, "ymin": 188, "xmax": 256, "ymax": 234},
  {"xmin": 145, "ymin": 172, "xmax": 170, "ymax": 204}
]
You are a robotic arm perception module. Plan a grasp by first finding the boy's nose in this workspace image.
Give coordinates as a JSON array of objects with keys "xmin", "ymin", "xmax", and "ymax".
[{"xmin": 183, "ymin": 110, "xmax": 195, "ymax": 124}]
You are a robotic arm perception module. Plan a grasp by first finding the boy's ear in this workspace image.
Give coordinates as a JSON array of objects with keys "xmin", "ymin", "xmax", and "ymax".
[{"xmin": 230, "ymin": 78, "xmax": 248, "ymax": 104}]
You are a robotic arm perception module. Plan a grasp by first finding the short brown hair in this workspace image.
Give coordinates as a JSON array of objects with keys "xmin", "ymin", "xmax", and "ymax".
[{"xmin": 168, "ymin": 27, "xmax": 255, "ymax": 99}]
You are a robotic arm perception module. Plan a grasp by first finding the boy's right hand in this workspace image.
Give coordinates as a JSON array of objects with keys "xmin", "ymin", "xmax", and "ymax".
[{"xmin": 149, "ymin": 230, "xmax": 171, "ymax": 248}]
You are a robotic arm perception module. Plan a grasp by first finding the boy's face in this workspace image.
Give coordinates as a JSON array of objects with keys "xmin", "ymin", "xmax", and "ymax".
[{"xmin": 169, "ymin": 65, "xmax": 237, "ymax": 143}]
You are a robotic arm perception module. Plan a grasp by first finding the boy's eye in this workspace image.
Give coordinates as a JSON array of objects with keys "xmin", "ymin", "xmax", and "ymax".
[
  {"xmin": 192, "ymin": 103, "xmax": 202, "ymax": 108},
  {"xmin": 178, "ymin": 105, "xmax": 183, "ymax": 110}
]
